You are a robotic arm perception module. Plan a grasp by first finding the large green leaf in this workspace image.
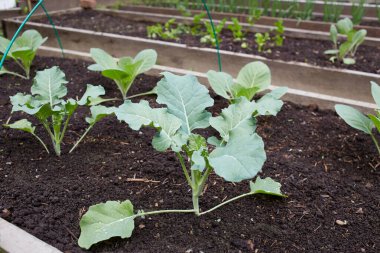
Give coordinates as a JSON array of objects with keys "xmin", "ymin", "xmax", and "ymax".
[
  {"xmin": 336, "ymin": 18, "xmax": 353, "ymax": 35},
  {"xmin": 235, "ymin": 61, "xmax": 271, "ymax": 94},
  {"xmin": 13, "ymin": 29, "xmax": 47, "ymax": 51},
  {"xmin": 335, "ymin": 104, "xmax": 373, "ymax": 134},
  {"xmin": 255, "ymin": 87, "xmax": 287, "ymax": 116},
  {"xmin": 250, "ymin": 177, "xmax": 286, "ymax": 197},
  {"xmin": 371, "ymin": 81, "xmax": 380, "ymax": 109},
  {"xmin": 156, "ymin": 72, "xmax": 213, "ymax": 135},
  {"xmin": 4, "ymin": 119, "xmax": 35, "ymax": 134},
  {"xmin": 78, "ymin": 200, "xmax": 135, "ymax": 250},
  {"xmin": 206, "ymin": 70, "xmax": 234, "ymax": 99},
  {"xmin": 115, "ymin": 100, "xmax": 186, "ymax": 151},
  {"xmin": 10, "ymin": 93, "xmax": 43, "ymax": 115},
  {"xmin": 31, "ymin": 66, "xmax": 68, "ymax": 106},
  {"xmin": 210, "ymin": 97, "xmax": 257, "ymax": 142},
  {"xmin": 209, "ymin": 133, "xmax": 266, "ymax": 182}
]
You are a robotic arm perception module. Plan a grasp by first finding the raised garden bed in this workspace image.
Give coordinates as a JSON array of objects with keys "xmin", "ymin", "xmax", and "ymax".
[
  {"xmin": 0, "ymin": 56, "xmax": 379, "ymax": 252},
  {"xmin": 118, "ymin": 5, "xmax": 380, "ymax": 37},
  {"xmin": 3, "ymin": 8, "xmax": 379, "ymax": 105}
]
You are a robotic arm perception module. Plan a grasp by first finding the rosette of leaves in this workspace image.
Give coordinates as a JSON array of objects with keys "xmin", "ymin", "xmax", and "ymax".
[
  {"xmin": 88, "ymin": 48, "xmax": 157, "ymax": 100},
  {"xmin": 5, "ymin": 66, "xmax": 115, "ymax": 156},
  {"xmin": 0, "ymin": 29, "xmax": 47, "ymax": 79},
  {"xmin": 207, "ymin": 61, "xmax": 287, "ymax": 116},
  {"xmin": 78, "ymin": 69, "xmax": 286, "ymax": 249},
  {"xmin": 324, "ymin": 18, "xmax": 366, "ymax": 65},
  {"xmin": 335, "ymin": 81, "xmax": 380, "ymax": 155}
]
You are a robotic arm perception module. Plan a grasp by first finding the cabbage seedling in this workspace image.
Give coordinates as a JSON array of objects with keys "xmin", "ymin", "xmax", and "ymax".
[
  {"xmin": 78, "ymin": 69, "xmax": 286, "ymax": 249},
  {"xmin": 335, "ymin": 81, "xmax": 380, "ymax": 155},
  {"xmin": 88, "ymin": 48, "xmax": 157, "ymax": 100},
  {"xmin": 5, "ymin": 67, "xmax": 115, "ymax": 156},
  {"xmin": 207, "ymin": 61, "xmax": 287, "ymax": 116},
  {"xmin": 0, "ymin": 29, "xmax": 47, "ymax": 79},
  {"xmin": 324, "ymin": 18, "xmax": 366, "ymax": 65}
]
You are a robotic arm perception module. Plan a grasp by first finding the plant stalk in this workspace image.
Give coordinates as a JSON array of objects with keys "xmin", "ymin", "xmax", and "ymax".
[
  {"xmin": 31, "ymin": 133, "xmax": 50, "ymax": 154},
  {"xmin": 69, "ymin": 124, "xmax": 94, "ymax": 153},
  {"xmin": 370, "ymin": 133, "xmax": 380, "ymax": 155},
  {"xmin": 176, "ymin": 152, "xmax": 193, "ymax": 188},
  {"xmin": 125, "ymin": 89, "xmax": 156, "ymax": 99}
]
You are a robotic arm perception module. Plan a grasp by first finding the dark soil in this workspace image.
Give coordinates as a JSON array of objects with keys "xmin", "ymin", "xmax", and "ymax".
[
  {"xmin": 1, "ymin": 57, "xmax": 380, "ymax": 253},
  {"xmin": 33, "ymin": 10, "xmax": 380, "ymax": 75}
]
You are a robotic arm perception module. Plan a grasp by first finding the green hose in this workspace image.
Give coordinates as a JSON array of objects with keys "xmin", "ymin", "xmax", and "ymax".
[
  {"xmin": 0, "ymin": 0, "xmax": 64, "ymax": 69},
  {"xmin": 201, "ymin": 0, "xmax": 222, "ymax": 71}
]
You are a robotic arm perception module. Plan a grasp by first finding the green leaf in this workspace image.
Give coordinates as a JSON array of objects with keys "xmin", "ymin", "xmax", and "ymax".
[
  {"xmin": 188, "ymin": 134, "xmax": 207, "ymax": 151},
  {"xmin": 255, "ymin": 87, "xmax": 287, "ymax": 116},
  {"xmin": 209, "ymin": 133, "xmax": 266, "ymax": 182},
  {"xmin": 4, "ymin": 119, "xmax": 35, "ymax": 134},
  {"xmin": 250, "ymin": 177, "xmax": 286, "ymax": 197},
  {"xmin": 156, "ymin": 72, "xmax": 213, "ymax": 135},
  {"xmin": 329, "ymin": 25, "xmax": 338, "ymax": 45},
  {"xmin": 86, "ymin": 105, "xmax": 115, "ymax": 125},
  {"xmin": 89, "ymin": 48, "xmax": 118, "ymax": 70},
  {"xmin": 336, "ymin": 18, "xmax": 353, "ymax": 35},
  {"xmin": 371, "ymin": 81, "xmax": 380, "ymax": 109},
  {"xmin": 368, "ymin": 114, "xmax": 380, "ymax": 133},
  {"xmin": 234, "ymin": 62, "xmax": 271, "ymax": 100},
  {"xmin": 342, "ymin": 58, "xmax": 355, "ymax": 65},
  {"xmin": 31, "ymin": 66, "xmax": 68, "ymax": 106},
  {"xmin": 10, "ymin": 93, "xmax": 43, "ymax": 115},
  {"xmin": 133, "ymin": 49, "xmax": 157, "ymax": 74},
  {"xmin": 324, "ymin": 49, "xmax": 339, "ymax": 55},
  {"xmin": 207, "ymin": 136, "xmax": 223, "ymax": 147},
  {"xmin": 78, "ymin": 84, "xmax": 106, "ymax": 106},
  {"xmin": 191, "ymin": 149, "xmax": 206, "ymax": 172},
  {"xmin": 78, "ymin": 200, "xmax": 135, "ymax": 250},
  {"xmin": 210, "ymin": 97, "xmax": 257, "ymax": 142},
  {"xmin": 351, "ymin": 29, "xmax": 366, "ymax": 48},
  {"xmin": 14, "ymin": 30, "xmax": 47, "ymax": 51},
  {"xmin": 115, "ymin": 100, "xmax": 185, "ymax": 152},
  {"xmin": 206, "ymin": 70, "xmax": 234, "ymax": 99},
  {"xmin": 335, "ymin": 104, "xmax": 373, "ymax": 134}
]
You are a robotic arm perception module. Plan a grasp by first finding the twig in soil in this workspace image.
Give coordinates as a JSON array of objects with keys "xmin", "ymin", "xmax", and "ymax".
[
  {"xmin": 313, "ymin": 224, "xmax": 322, "ymax": 232},
  {"xmin": 65, "ymin": 226, "xmax": 78, "ymax": 240},
  {"xmin": 126, "ymin": 178, "xmax": 160, "ymax": 183}
]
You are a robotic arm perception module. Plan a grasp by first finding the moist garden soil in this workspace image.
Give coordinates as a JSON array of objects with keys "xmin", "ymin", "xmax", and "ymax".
[
  {"xmin": 33, "ymin": 10, "xmax": 380, "ymax": 75},
  {"xmin": 0, "ymin": 56, "xmax": 380, "ymax": 253}
]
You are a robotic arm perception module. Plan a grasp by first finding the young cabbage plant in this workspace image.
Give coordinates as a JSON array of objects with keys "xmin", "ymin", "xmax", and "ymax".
[
  {"xmin": 207, "ymin": 61, "xmax": 287, "ymax": 116},
  {"xmin": 88, "ymin": 48, "xmax": 157, "ymax": 100},
  {"xmin": 255, "ymin": 32, "xmax": 271, "ymax": 53},
  {"xmin": 227, "ymin": 17, "xmax": 247, "ymax": 48},
  {"xmin": 335, "ymin": 81, "xmax": 380, "ymax": 155},
  {"xmin": 78, "ymin": 71, "xmax": 286, "ymax": 249},
  {"xmin": 4, "ymin": 67, "xmax": 115, "ymax": 156},
  {"xmin": 200, "ymin": 19, "xmax": 226, "ymax": 47},
  {"xmin": 324, "ymin": 18, "xmax": 366, "ymax": 65},
  {"xmin": 273, "ymin": 19, "xmax": 285, "ymax": 47},
  {"xmin": 0, "ymin": 29, "xmax": 47, "ymax": 79}
]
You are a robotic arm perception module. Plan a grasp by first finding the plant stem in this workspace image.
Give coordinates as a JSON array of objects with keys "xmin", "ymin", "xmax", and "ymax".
[
  {"xmin": 69, "ymin": 124, "xmax": 94, "ymax": 153},
  {"xmin": 135, "ymin": 209, "xmax": 195, "ymax": 219},
  {"xmin": 125, "ymin": 89, "xmax": 156, "ymax": 99},
  {"xmin": 176, "ymin": 152, "xmax": 193, "ymax": 188},
  {"xmin": 198, "ymin": 192, "xmax": 255, "ymax": 216},
  {"xmin": 2, "ymin": 70, "xmax": 27, "ymax": 79},
  {"xmin": 370, "ymin": 133, "xmax": 380, "ymax": 155},
  {"xmin": 59, "ymin": 115, "xmax": 72, "ymax": 142},
  {"xmin": 32, "ymin": 133, "xmax": 50, "ymax": 154}
]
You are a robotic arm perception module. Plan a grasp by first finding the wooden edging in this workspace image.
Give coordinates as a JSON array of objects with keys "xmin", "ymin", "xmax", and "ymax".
[
  {"xmin": 0, "ymin": 218, "xmax": 62, "ymax": 253},
  {"xmin": 0, "ymin": 8, "xmax": 21, "ymax": 30},
  {"xmin": 37, "ymin": 45, "xmax": 377, "ymax": 112},
  {"xmin": 120, "ymin": 5, "xmax": 380, "ymax": 38}
]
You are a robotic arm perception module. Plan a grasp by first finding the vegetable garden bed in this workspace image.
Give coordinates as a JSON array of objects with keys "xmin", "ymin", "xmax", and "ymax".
[
  {"xmin": 0, "ymin": 56, "xmax": 379, "ymax": 252},
  {"xmin": 118, "ymin": 5, "xmax": 380, "ymax": 37},
  {"xmin": 3, "ymin": 9, "xmax": 380, "ymax": 105}
]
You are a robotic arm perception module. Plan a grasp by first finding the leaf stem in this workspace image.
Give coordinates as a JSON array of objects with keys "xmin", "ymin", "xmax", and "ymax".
[
  {"xmin": 198, "ymin": 192, "xmax": 255, "ymax": 216},
  {"xmin": 2, "ymin": 70, "xmax": 28, "ymax": 79},
  {"xmin": 125, "ymin": 89, "xmax": 156, "ymax": 99},
  {"xmin": 31, "ymin": 133, "xmax": 50, "ymax": 154},
  {"xmin": 370, "ymin": 133, "xmax": 380, "ymax": 155},
  {"xmin": 176, "ymin": 152, "xmax": 193, "ymax": 188},
  {"xmin": 59, "ymin": 114, "xmax": 72, "ymax": 142},
  {"xmin": 136, "ymin": 209, "xmax": 195, "ymax": 219},
  {"xmin": 69, "ymin": 124, "xmax": 94, "ymax": 153}
]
